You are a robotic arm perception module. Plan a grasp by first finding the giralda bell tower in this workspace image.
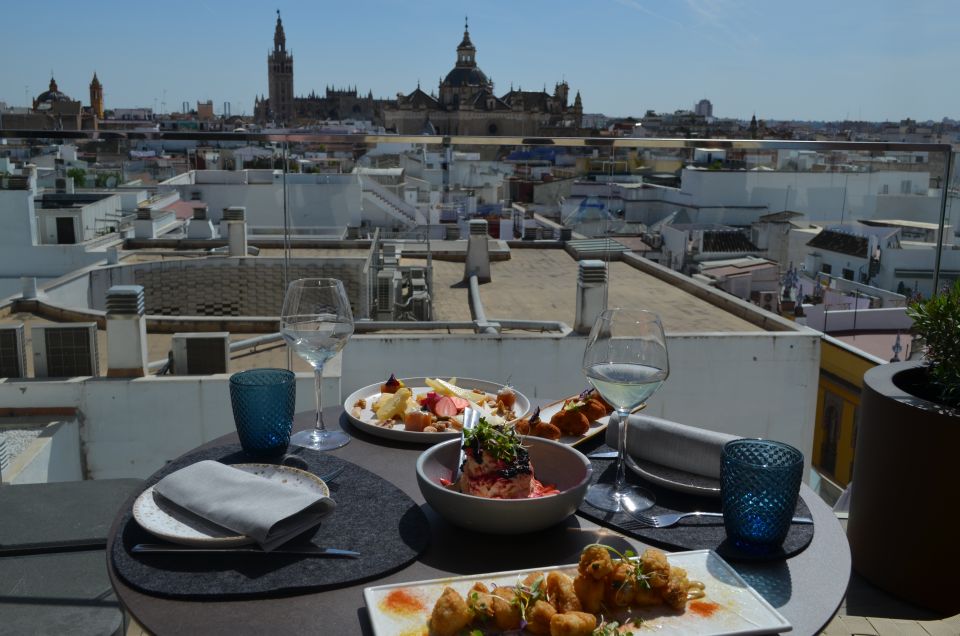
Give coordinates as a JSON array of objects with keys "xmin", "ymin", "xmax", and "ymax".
[{"xmin": 267, "ymin": 10, "xmax": 294, "ymax": 124}]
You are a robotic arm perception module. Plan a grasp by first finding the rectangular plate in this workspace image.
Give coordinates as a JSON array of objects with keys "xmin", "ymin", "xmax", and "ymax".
[{"xmin": 363, "ymin": 549, "xmax": 791, "ymax": 636}]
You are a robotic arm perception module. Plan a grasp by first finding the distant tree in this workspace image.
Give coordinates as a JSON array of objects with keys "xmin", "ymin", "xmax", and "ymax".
[{"xmin": 67, "ymin": 167, "xmax": 87, "ymax": 188}]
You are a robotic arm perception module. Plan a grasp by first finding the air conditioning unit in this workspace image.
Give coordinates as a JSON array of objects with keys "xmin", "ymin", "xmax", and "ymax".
[
  {"xmin": 376, "ymin": 269, "xmax": 402, "ymax": 319},
  {"xmin": 171, "ymin": 332, "xmax": 230, "ymax": 375},
  {"xmin": 757, "ymin": 291, "xmax": 779, "ymax": 313},
  {"xmin": 0, "ymin": 324, "xmax": 27, "ymax": 379},
  {"xmin": 32, "ymin": 323, "xmax": 99, "ymax": 378}
]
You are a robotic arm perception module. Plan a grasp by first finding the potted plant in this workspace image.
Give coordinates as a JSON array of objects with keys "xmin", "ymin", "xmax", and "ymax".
[{"xmin": 847, "ymin": 280, "xmax": 960, "ymax": 614}]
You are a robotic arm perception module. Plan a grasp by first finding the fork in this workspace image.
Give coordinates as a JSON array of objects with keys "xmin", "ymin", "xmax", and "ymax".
[{"xmin": 628, "ymin": 510, "xmax": 813, "ymax": 528}]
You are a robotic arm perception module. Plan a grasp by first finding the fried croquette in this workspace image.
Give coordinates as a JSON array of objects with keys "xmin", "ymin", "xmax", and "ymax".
[
  {"xmin": 427, "ymin": 587, "xmax": 472, "ymax": 636},
  {"xmin": 525, "ymin": 599, "xmax": 557, "ymax": 635},
  {"xmin": 604, "ymin": 562, "xmax": 638, "ymax": 608},
  {"xmin": 572, "ymin": 574, "xmax": 604, "ymax": 613},
  {"xmin": 550, "ymin": 408, "xmax": 590, "ymax": 436},
  {"xmin": 546, "ymin": 571, "xmax": 582, "ymax": 613},
  {"xmin": 577, "ymin": 545, "xmax": 615, "ymax": 580},
  {"xmin": 549, "ymin": 610, "xmax": 597, "ymax": 636},
  {"xmin": 640, "ymin": 547, "xmax": 671, "ymax": 589},
  {"xmin": 662, "ymin": 566, "xmax": 692, "ymax": 611}
]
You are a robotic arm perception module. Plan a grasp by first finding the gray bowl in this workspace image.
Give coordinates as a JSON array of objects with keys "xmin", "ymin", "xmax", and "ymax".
[{"xmin": 415, "ymin": 436, "xmax": 592, "ymax": 534}]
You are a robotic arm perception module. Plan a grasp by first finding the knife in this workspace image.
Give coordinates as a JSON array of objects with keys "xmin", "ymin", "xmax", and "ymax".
[{"xmin": 132, "ymin": 543, "xmax": 360, "ymax": 557}]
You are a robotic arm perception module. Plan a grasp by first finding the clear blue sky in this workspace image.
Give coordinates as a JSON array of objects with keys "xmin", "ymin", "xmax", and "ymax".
[{"xmin": 1, "ymin": 0, "xmax": 955, "ymax": 122}]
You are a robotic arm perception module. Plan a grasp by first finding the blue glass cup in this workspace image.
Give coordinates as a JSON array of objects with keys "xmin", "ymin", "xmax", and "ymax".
[
  {"xmin": 229, "ymin": 368, "xmax": 296, "ymax": 456},
  {"xmin": 721, "ymin": 438, "xmax": 804, "ymax": 549}
]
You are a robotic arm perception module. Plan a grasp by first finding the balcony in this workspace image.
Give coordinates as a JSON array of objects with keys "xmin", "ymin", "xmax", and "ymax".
[{"xmin": 0, "ymin": 130, "xmax": 957, "ymax": 633}]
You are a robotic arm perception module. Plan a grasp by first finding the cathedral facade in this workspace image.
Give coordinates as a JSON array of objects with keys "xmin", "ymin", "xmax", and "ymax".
[
  {"xmin": 384, "ymin": 22, "xmax": 584, "ymax": 137},
  {"xmin": 253, "ymin": 12, "xmax": 387, "ymax": 126}
]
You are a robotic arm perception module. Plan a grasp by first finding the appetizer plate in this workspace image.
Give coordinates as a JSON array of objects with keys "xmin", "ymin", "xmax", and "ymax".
[
  {"xmin": 627, "ymin": 454, "xmax": 722, "ymax": 497},
  {"xmin": 363, "ymin": 549, "xmax": 791, "ymax": 636},
  {"xmin": 536, "ymin": 397, "xmax": 611, "ymax": 447},
  {"xmin": 132, "ymin": 464, "xmax": 329, "ymax": 547},
  {"xmin": 344, "ymin": 377, "xmax": 530, "ymax": 444}
]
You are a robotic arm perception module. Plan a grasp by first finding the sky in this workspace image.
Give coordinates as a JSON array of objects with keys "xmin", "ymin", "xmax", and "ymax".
[{"xmin": 1, "ymin": 0, "xmax": 956, "ymax": 122}]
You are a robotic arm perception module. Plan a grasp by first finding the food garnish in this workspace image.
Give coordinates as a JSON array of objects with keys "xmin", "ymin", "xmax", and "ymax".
[
  {"xmin": 425, "ymin": 544, "xmax": 706, "ymax": 636},
  {"xmin": 380, "ymin": 373, "xmax": 404, "ymax": 394}
]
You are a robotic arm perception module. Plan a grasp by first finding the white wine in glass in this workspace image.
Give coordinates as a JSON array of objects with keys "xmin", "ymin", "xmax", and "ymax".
[
  {"xmin": 582, "ymin": 308, "xmax": 669, "ymax": 513},
  {"xmin": 280, "ymin": 278, "xmax": 354, "ymax": 451}
]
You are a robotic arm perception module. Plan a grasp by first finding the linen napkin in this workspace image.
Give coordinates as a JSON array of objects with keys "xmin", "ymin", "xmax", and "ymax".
[
  {"xmin": 152, "ymin": 460, "xmax": 336, "ymax": 552},
  {"xmin": 605, "ymin": 413, "xmax": 737, "ymax": 479}
]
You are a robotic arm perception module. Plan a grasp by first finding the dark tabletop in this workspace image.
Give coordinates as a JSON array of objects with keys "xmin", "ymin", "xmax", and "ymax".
[{"xmin": 106, "ymin": 407, "xmax": 851, "ymax": 636}]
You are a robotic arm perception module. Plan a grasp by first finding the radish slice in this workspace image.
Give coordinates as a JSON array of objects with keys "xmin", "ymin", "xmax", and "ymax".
[
  {"xmin": 434, "ymin": 396, "xmax": 458, "ymax": 417},
  {"xmin": 449, "ymin": 396, "xmax": 470, "ymax": 411}
]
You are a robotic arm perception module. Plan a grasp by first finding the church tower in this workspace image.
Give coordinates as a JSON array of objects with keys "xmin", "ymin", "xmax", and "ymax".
[
  {"xmin": 267, "ymin": 11, "xmax": 294, "ymax": 124},
  {"xmin": 89, "ymin": 72, "xmax": 104, "ymax": 119}
]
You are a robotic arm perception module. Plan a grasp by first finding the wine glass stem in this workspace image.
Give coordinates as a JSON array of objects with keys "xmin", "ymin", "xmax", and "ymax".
[
  {"xmin": 313, "ymin": 366, "xmax": 326, "ymax": 438},
  {"xmin": 615, "ymin": 408, "xmax": 630, "ymax": 496}
]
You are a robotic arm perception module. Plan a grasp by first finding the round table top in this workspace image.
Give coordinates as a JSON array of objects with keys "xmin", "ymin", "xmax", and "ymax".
[{"xmin": 107, "ymin": 408, "xmax": 851, "ymax": 635}]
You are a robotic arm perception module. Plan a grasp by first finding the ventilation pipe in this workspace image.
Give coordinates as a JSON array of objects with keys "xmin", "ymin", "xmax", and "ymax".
[
  {"xmin": 21, "ymin": 277, "xmax": 37, "ymax": 300},
  {"xmin": 574, "ymin": 260, "xmax": 608, "ymax": 334},
  {"xmin": 463, "ymin": 219, "xmax": 491, "ymax": 284},
  {"xmin": 224, "ymin": 206, "xmax": 247, "ymax": 256},
  {"xmin": 105, "ymin": 285, "xmax": 148, "ymax": 378},
  {"xmin": 186, "ymin": 204, "xmax": 216, "ymax": 239}
]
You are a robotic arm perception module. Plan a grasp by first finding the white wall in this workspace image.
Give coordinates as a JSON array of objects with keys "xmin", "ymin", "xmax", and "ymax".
[
  {"xmin": 0, "ymin": 189, "xmax": 37, "ymax": 245},
  {"xmin": 7, "ymin": 420, "xmax": 83, "ymax": 484},
  {"xmin": 802, "ymin": 306, "xmax": 911, "ymax": 332},
  {"xmin": 173, "ymin": 174, "xmax": 362, "ymax": 228},
  {"xmin": 0, "ymin": 331, "xmax": 820, "ymax": 481}
]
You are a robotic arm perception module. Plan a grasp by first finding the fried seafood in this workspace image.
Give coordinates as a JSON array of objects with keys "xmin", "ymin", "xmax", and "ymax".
[
  {"xmin": 546, "ymin": 571, "xmax": 582, "ymax": 613},
  {"xmin": 427, "ymin": 586, "xmax": 472, "ymax": 636},
  {"xmin": 423, "ymin": 544, "xmax": 705, "ymax": 635},
  {"xmin": 578, "ymin": 544, "xmax": 615, "ymax": 580},
  {"xmin": 549, "ymin": 610, "xmax": 596, "ymax": 636}
]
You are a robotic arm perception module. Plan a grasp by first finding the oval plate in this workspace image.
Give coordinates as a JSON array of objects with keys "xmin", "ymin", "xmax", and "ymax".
[
  {"xmin": 343, "ymin": 377, "xmax": 530, "ymax": 444},
  {"xmin": 536, "ymin": 397, "xmax": 612, "ymax": 447},
  {"xmin": 626, "ymin": 455, "xmax": 721, "ymax": 497},
  {"xmin": 132, "ymin": 463, "xmax": 330, "ymax": 547}
]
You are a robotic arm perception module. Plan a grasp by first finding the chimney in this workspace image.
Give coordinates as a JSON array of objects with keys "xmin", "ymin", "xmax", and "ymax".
[
  {"xmin": 463, "ymin": 219, "xmax": 491, "ymax": 283},
  {"xmin": 224, "ymin": 206, "xmax": 247, "ymax": 256},
  {"xmin": 105, "ymin": 285, "xmax": 148, "ymax": 378},
  {"xmin": 574, "ymin": 260, "xmax": 608, "ymax": 334},
  {"xmin": 186, "ymin": 204, "xmax": 216, "ymax": 239},
  {"xmin": 21, "ymin": 277, "xmax": 38, "ymax": 299}
]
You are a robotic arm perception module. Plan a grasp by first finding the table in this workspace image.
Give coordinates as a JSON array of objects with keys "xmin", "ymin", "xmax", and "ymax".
[{"xmin": 107, "ymin": 408, "xmax": 851, "ymax": 635}]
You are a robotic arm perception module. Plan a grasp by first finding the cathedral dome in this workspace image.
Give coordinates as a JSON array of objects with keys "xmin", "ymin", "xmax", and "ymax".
[
  {"xmin": 35, "ymin": 78, "xmax": 72, "ymax": 108},
  {"xmin": 442, "ymin": 66, "xmax": 489, "ymax": 88}
]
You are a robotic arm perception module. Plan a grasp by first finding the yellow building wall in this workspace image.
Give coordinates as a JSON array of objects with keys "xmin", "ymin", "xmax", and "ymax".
[{"xmin": 813, "ymin": 338, "xmax": 879, "ymax": 486}]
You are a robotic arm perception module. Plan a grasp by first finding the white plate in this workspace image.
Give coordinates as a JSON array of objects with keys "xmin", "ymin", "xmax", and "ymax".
[
  {"xmin": 344, "ymin": 377, "xmax": 530, "ymax": 444},
  {"xmin": 627, "ymin": 454, "xmax": 722, "ymax": 497},
  {"xmin": 363, "ymin": 549, "xmax": 791, "ymax": 635},
  {"xmin": 132, "ymin": 463, "xmax": 330, "ymax": 547},
  {"xmin": 536, "ymin": 396, "xmax": 612, "ymax": 447}
]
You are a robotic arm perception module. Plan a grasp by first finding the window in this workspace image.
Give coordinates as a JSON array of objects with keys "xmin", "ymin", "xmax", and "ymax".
[
  {"xmin": 842, "ymin": 268, "xmax": 854, "ymax": 281},
  {"xmin": 821, "ymin": 263, "xmax": 832, "ymax": 274}
]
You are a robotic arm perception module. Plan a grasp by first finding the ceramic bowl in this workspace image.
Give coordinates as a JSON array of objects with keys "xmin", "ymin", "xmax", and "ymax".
[{"xmin": 415, "ymin": 436, "xmax": 592, "ymax": 534}]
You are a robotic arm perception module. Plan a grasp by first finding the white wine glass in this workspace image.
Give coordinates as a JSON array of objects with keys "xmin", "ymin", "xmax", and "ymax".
[
  {"xmin": 280, "ymin": 278, "xmax": 354, "ymax": 451},
  {"xmin": 582, "ymin": 308, "xmax": 669, "ymax": 513}
]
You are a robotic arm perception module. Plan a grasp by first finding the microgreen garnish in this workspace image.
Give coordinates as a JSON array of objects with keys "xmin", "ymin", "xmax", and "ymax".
[
  {"xmin": 510, "ymin": 574, "xmax": 546, "ymax": 628},
  {"xmin": 464, "ymin": 417, "xmax": 525, "ymax": 463},
  {"xmin": 579, "ymin": 387, "xmax": 594, "ymax": 401},
  {"xmin": 528, "ymin": 405, "xmax": 541, "ymax": 425},
  {"xmin": 593, "ymin": 616, "xmax": 644, "ymax": 636}
]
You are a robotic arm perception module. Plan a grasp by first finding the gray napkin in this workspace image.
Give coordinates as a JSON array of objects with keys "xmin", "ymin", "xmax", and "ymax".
[
  {"xmin": 153, "ymin": 460, "xmax": 336, "ymax": 552},
  {"xmin": 605, "ymin": 414, "xmax": 737, "ymax": 479}
]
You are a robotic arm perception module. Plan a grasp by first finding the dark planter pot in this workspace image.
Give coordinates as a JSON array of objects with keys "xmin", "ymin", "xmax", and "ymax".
[{"xmin": 848, "ymin": 360, "xmax": 960, "ymax": 615}]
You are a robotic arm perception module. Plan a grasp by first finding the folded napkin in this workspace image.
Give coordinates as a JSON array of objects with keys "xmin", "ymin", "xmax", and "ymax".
[
  {"xmin": 153, "ymin": 460, "xmax": 336, "ymax": 552},
  {"xmin": 605, "ymin": 414, "xmax": 737, "ymax": 479}
]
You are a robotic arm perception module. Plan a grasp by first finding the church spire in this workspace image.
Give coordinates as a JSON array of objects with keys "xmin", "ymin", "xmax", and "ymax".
[
  {"xmin": 274, "ymin": 10, "xmax": 286, "ymax": 51},
  {"xmin": 456, "ymin": 16, "xmax": 476, "ymax": 67}
]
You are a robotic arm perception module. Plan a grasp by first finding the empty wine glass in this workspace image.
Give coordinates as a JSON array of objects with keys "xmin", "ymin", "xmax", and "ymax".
[
  {"xmin": 582, "ymin": 308, "xmax": 669, "ymax": 513},
  {"xmin": 280, "ymin": 278, "xmax": 354, "ymax": 451}
]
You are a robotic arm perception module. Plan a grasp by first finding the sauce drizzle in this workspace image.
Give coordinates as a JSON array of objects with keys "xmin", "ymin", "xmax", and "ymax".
[{"xmin": 689, "ymin": 600, "xmax": 720, "ymax": 618}]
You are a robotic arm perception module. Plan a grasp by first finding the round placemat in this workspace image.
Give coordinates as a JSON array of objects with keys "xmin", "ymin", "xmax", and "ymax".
[
  {"xmin": 111, "ymin": 444, "xmax": 429, "ymax": 599},
  {"xmin": 577, "ymin": 457, "xmax": 814, "ymax": 562}
]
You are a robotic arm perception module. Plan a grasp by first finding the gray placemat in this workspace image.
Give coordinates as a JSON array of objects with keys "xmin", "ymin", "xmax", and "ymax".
[
  {"xmin": 578, "ymin": 456, "xmax": 814, "ymax": 562},
  {"xmin": 111, "ymin": 444, "xmax": 429, "ymax": 599}
]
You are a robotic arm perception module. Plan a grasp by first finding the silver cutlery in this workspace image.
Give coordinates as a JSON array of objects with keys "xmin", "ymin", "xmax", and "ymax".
[
  {"xmin": 132, "ymin": 543, "xmax": 360, "ymax": 557},
  {"xmin": 628, "ymin": 510, "xmax": 813, "ymax": 528},
  {"xmin": 587, "ymin": 450, "xmax": 618, "ymax": 459},
  {"xmin": 452, "ymin": 407, "xmax": 480, "ymax": 484}
]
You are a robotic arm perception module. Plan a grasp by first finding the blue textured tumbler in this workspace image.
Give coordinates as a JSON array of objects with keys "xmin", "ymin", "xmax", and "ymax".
[
  {"xmin": 721, "ymin": 439, "xmax": 803, "ymax": 548},
  {"xmin": 229, "ymin": 369, "xmax": 296, "ymax": 456}
]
